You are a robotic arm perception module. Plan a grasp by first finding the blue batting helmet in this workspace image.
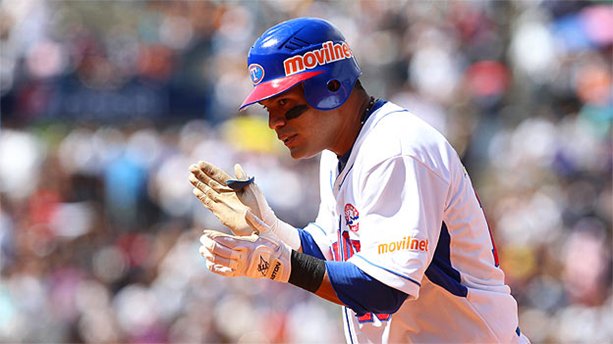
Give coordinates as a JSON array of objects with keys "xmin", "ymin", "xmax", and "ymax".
[{"xmin": 240, "ymin": 17, "xmax": 362, "ymax": 111}]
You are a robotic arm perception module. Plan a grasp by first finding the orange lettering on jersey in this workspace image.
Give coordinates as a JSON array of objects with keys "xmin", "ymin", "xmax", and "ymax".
[{"xmin": 377, "ymin": 236, "xmax": 428, "ymax": 254}]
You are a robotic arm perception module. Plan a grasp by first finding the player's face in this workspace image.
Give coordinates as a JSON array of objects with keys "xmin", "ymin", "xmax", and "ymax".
[{"xmin": 260, "ymin": 85, "xmax": 343, "ymax": 159}]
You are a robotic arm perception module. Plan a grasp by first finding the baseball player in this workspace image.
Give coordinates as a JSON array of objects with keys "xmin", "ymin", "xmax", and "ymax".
[{"xmin": 190, "ymin": 17, "xmax": 530, "ymax": 343}]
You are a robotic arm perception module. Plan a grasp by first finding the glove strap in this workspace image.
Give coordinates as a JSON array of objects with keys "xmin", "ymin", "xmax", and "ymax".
[{"xmin": 288, "ymin": 250, "xmax": 325, "ymax": 293}]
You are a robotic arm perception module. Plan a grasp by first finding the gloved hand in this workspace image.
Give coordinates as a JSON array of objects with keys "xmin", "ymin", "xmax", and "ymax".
[
  {"xmin": 189, "ymin": 161, "xmax": 301, "ymax": 250},
  {"xmin": 199, "ymin": 229, "xmax": 291, "ymax": 282},
  {"xmin": 189, "ymin": 161, "xmax": 253, "ymax": 236}
]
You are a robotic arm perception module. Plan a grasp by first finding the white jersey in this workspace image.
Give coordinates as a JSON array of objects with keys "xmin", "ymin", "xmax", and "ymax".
[{"xmin": 303, "ymin": 101, "xmax": 525, "ymax": 343}]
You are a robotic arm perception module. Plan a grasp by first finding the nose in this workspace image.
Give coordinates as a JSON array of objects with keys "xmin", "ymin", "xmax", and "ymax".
[{"xmin": 268, "ymin": 111, "xmax": 286, "ymax": 130}]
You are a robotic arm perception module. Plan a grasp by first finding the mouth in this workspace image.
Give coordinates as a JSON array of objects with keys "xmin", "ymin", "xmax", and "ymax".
[{"xmin": 280, "ymin": 134, "xmax": 298, "ymax": 147}]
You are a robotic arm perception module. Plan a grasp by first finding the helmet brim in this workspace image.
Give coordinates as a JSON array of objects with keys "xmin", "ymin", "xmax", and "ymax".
[{"xmin": 239, "ymin": 70, "xmax": 324, "ymax": 110}]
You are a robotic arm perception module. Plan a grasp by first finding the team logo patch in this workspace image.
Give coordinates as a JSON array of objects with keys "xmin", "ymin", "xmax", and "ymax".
[
  {"xmin": 344, "ymin": 203, "xmax": 360, "ymax": 232},
  {"xmin": 249, "ymin": 63, "xmax": 265, "ymax": 85}
]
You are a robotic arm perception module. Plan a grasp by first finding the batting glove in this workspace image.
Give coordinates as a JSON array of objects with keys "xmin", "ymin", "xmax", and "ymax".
[
  {"xmin": 199, "ymin": 229, "xmax": 291, "ymax": 282},
  {"xmin": 189, "ymin": 161, "xmax": 301, "ymax": 250}
]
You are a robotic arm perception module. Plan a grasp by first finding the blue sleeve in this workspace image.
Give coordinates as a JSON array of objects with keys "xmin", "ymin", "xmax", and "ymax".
[
  {"xmin": 325, "ymin": 261, "xmax": 408, "ymax": 315},
  {"xmin": 297, "ymin": 228, "xmax": 326, "ymax": 260}
]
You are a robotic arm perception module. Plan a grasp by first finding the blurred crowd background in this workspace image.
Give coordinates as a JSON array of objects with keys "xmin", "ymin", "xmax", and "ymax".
[{"xmin": 0, "ymin": 0, "xmax": 611, "ymax": 343}]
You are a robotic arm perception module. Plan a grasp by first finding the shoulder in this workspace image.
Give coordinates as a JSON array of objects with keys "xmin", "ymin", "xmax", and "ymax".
[{"xmin": 357, "ymin": 102, "xmax": 454, "ymax": 171}]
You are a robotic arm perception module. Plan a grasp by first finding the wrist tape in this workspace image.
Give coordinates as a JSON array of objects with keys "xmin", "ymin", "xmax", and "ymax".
[{"xmin": 288, "ymin": 250, "xmax": 326, "ymax": 293}]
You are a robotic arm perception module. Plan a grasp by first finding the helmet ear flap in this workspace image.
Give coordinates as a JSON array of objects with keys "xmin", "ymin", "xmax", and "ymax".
[{"xmin": 303, "ymin": 71, "xmax": 359, "ymax": 110}]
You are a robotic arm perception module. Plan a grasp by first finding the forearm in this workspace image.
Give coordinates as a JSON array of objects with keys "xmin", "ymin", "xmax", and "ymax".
[
  {"xmin": 288, "ymin": 250, "xmax": 408, "ymax": 314},
  {"xmin": 287, "ymin": 250, "xmax": 344, "ymax": 306},
  {"xmin": 314, "ymin": 271, "xmax": 345, "ymax": 306}
]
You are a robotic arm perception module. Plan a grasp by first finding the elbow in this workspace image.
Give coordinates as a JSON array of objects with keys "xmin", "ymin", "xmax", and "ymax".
[
  {"xmin": 325, "ymin": 261, "xmax": 408, "ymax": 315},
  {"xmin": 354, "ymin": 286, "xmax": 408, "ymax": 315}
]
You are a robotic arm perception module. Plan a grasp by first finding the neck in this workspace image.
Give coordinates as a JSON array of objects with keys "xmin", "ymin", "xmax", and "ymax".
[
  {"xmin": 359, "ymin": 96, "xmax": 376, "ymax": 125},
  {"xmin": 330, "ymin": 91, "xmax": 372, "ymax": 157}
]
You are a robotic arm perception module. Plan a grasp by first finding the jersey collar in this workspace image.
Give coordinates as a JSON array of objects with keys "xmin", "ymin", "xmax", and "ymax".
[{"xmin": 337, "ymin": 98, "xmax": 387, "ymax": 173}]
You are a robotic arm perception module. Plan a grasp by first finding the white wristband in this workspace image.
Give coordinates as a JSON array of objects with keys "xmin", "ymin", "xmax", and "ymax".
[
  {"xmin": 271, "ymin": 219, "xmax": 302, "ymax": 251},
  {"xmin": 246, "ymin": 211, "xmax": 302, "ymax": 251}
]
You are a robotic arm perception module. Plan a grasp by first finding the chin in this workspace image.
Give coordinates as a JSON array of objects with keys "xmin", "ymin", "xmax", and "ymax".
[{"xmin": 288, "ymin": 147, "xmax": 319, "ymax": 160}]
